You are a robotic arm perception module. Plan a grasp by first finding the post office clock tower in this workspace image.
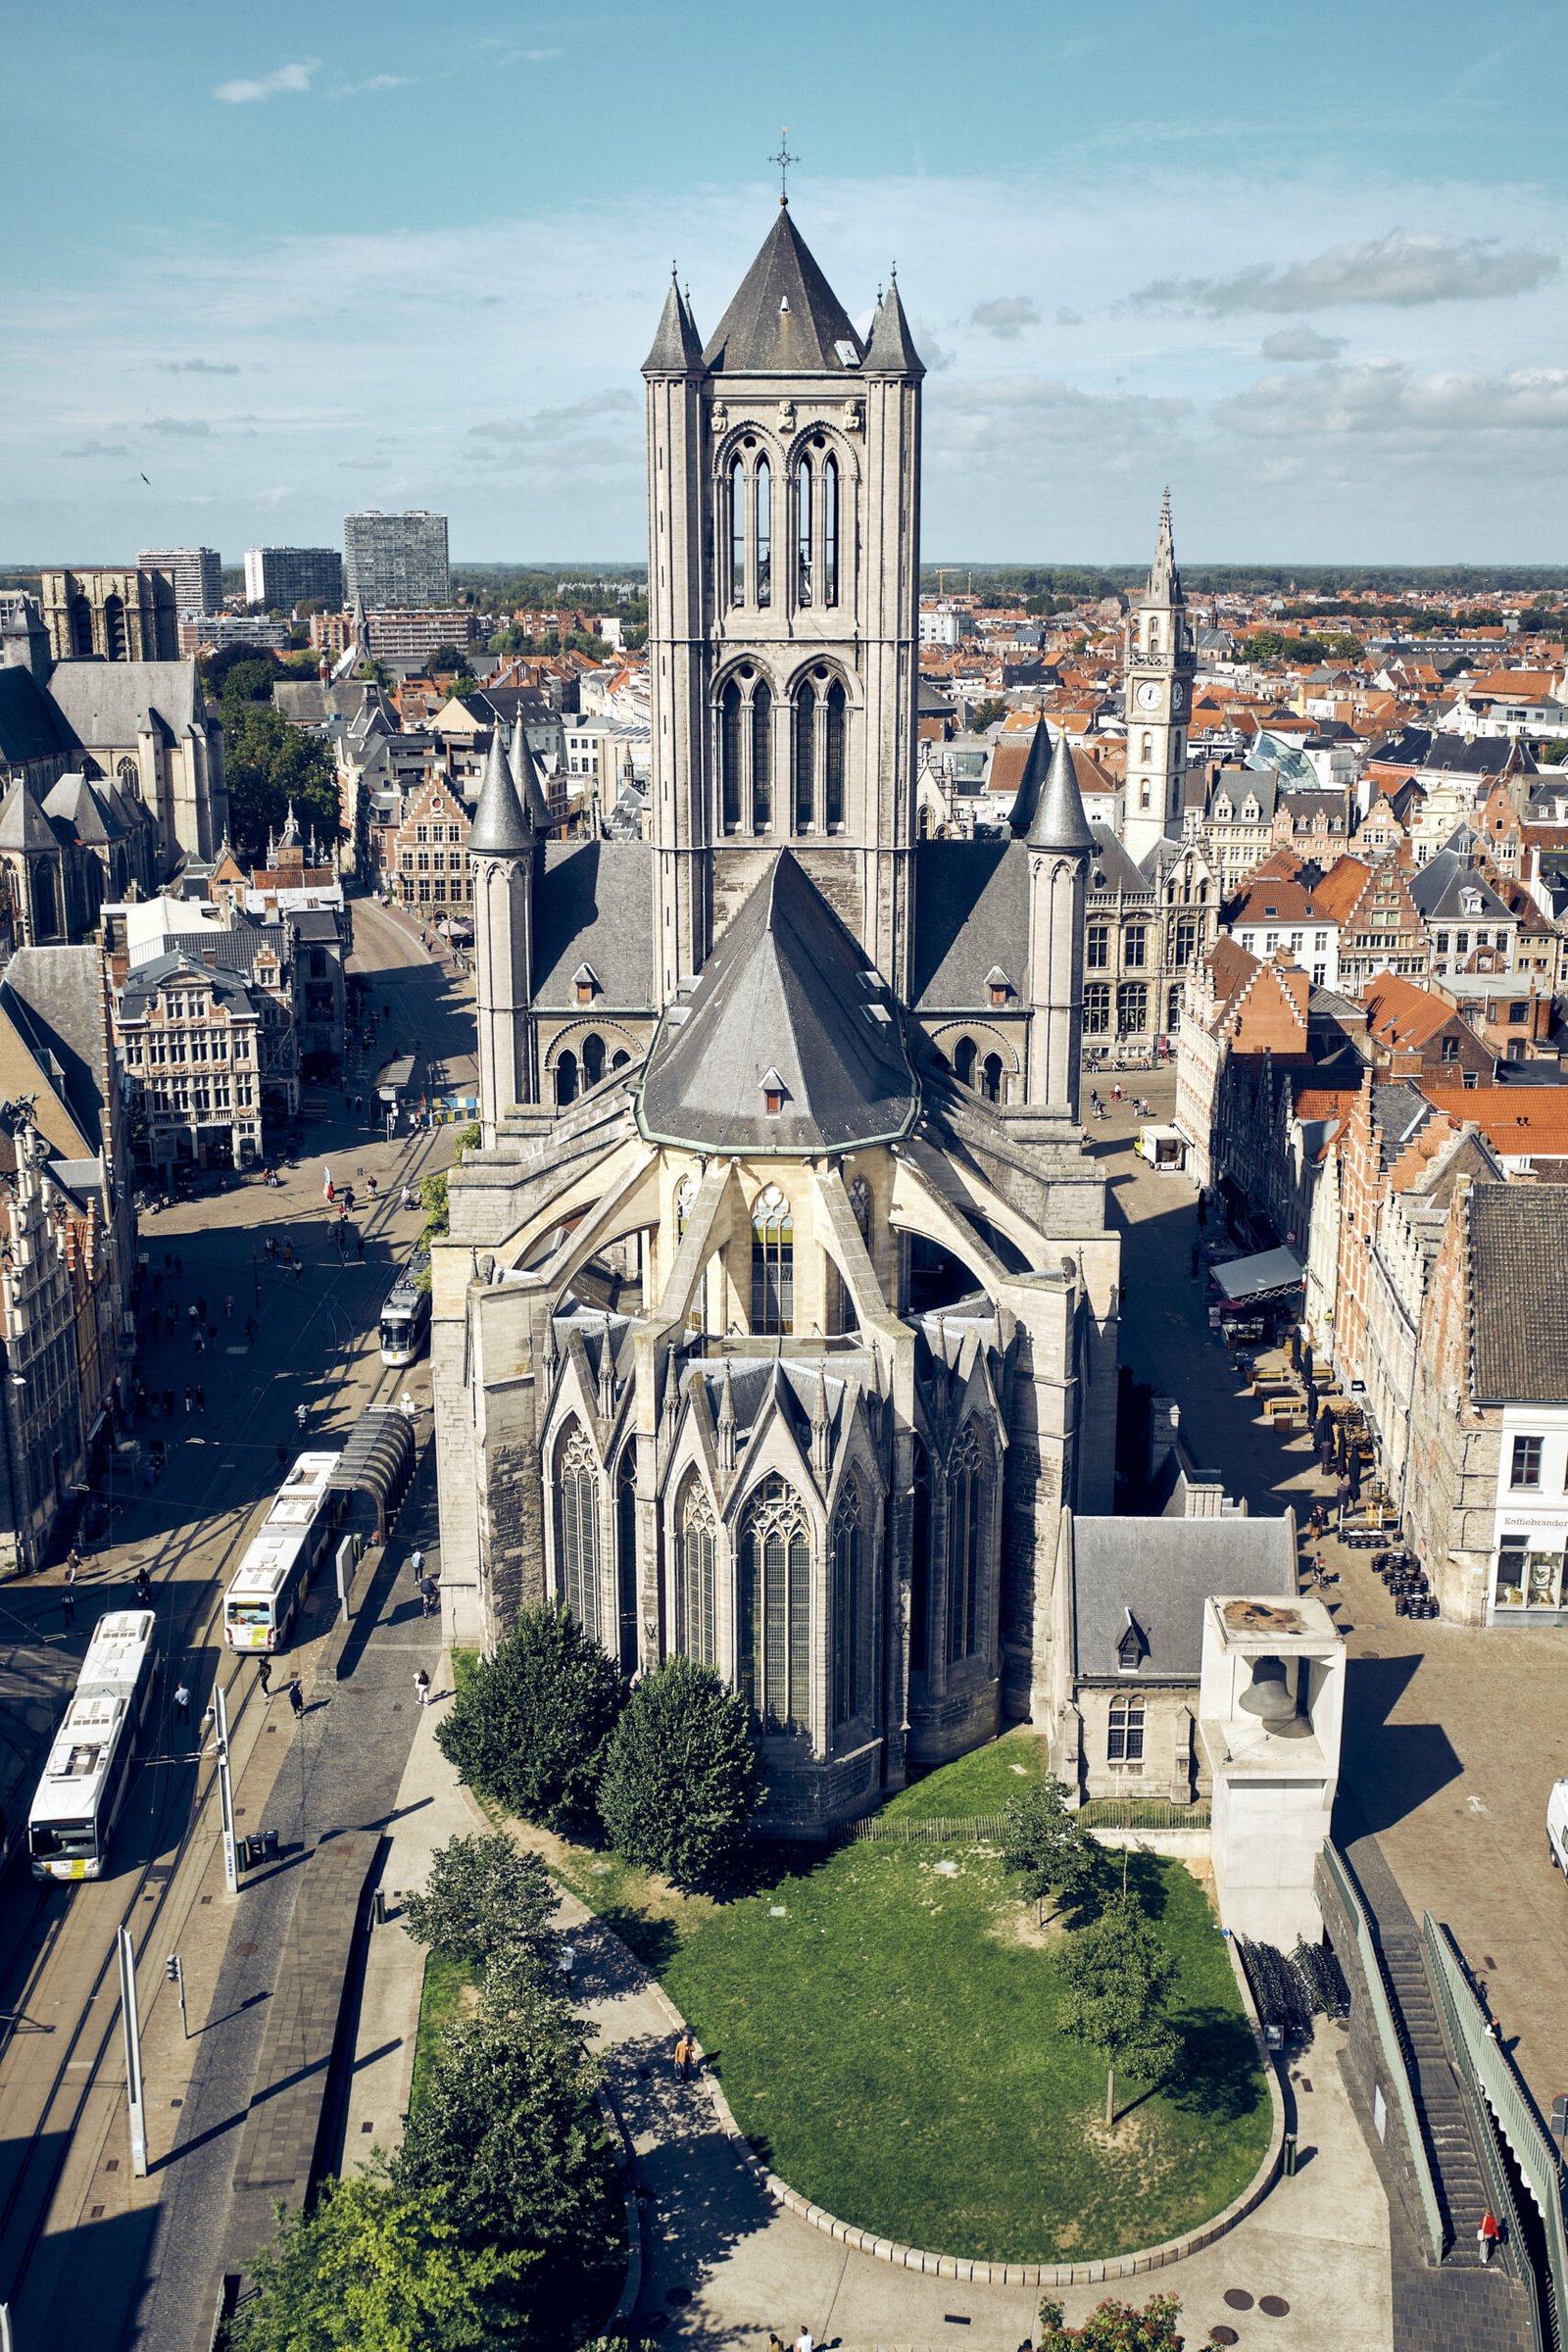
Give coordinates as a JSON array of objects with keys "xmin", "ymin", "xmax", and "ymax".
[{"xmin": 1122, "ymin": 491, "xmax": 1194, "ymax": 867}]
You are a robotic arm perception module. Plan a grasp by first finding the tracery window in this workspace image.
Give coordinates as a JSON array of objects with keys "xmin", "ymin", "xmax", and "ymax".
[
  {"xmin": 719, "ymin": 668, "xmax": 773, "ymax": 836},
  {"xmin": 755, "ymin": 458, "xmax": 771, "ymax": 607},
  {"xmin": 831, "ymin": 1481, "xmax": 865, "ymax": 1728},
  {"xmin": 792, "ymin": 668, "xmax": 848, "ymax": 833},
  {"xmin": 729, "ymin": 458, "xmax": 746, "ymax": 605},
  {"xmin": 848, "ymin": 1175, "xmax": 871, "ymax": 1240},
  {"xmin": 821, "ymin": 453, "xmax": 839, "ymax": 606},
  {"xmin": 909, "ymin": 1438, "xmax": 931, "ymax": 1675},
  {"xmin": 674, "ymin": 1174, "xmax": 697, "ymax": 1238},
  {"xmin": 796, "ymin": 458, "xmax": 813, "ymax": 605},
  {"xmin": 615, "ymin": 1443, "xmax": 639, "ymax": 1673},
  {"xmin": 751, "ymin": 1185, "xmax": 793, "ymax": 1334},
  {"xmin": 557, "ymin": 1422, "xmax": 601, "ymax": 1642},
  {"xmin": 739, "ymin": 1475, "xmax": 810, "ymax": 1732},
  {"xmin": 946, "ymin": 1421, "xmax": 985, "ymax": 1666},
  {"xmin": 676, "ymin": 1477, "xmax": 716, "ymax": 1668}
]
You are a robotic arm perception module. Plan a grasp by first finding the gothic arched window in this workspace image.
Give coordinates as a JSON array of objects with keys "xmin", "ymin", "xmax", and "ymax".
[
  {"xmin": 739, "ymin": 1475, "xmax": 810, "ymax": 1732},
  {"xmin": 752, "ymin": 680, "xmax": 772, "ymax": 830},
  {"xmin": 796, "ymin": 460, "xmax": 813, "ymax": 607},
  {"xmin": 720, "ymin": 677, "xmax": 743, "ymax": 832},
  {"xmin": 557, "ymin": 1422, "xmax": 602, "ymax": 1642},
  {"xmin": 953, "ymin": 1036, "xmax": 977, "ymax": 1089},
  {"xmin": 674, "ymin": 1174, "xmax": 697, "ymax": 1238},
  {"xmin": 822, "ymin": 454, "xmax": 839, "ymax": 607},
  {"xmin": 615, "ymin": 1442, "xmax": 639, "ymax": 1673},
  {"xmin": 116, "ymin": 758, "xmax": 138, "ymax": 793},
  {"xmin": 751, "ymin": 1185, "xmax": 793, "ymax": 1334},
  {"xmin": 103, "ymin": 592, "xmax": 126, "ymax": 662},
  {"xmin": 755, "ymin": 458, "xmax": 772, "ymax": 607},
  {"xmin": 848, "ymin": 1175, "xmax": 871, "ymax": 1241},
  {"xmin": 582, "ymin": 1033, "xmax": 605, "ymax": 1088},
  {"xmin": 831, "ymin": 1481, "xmax": 865, "ymax": 1728},
  {"xmin": 1140, "ymin": 733, "xmax": 1153, "ymax": 764},
  {"xmin": 729, "ymin": 458, "xmax": 746, "ymax": 606},
  {"xmin": 824, "ymin": 678, "xmax": 847, "ymax": 830},
  {"xmin": 676, "ymin": 1477, "xmax": 716, "ymax": 1668},
  {"xmin": 980, "ymin": 1053, "xmax": 1004, "ymax": 1103},
  {"xmin": 793, "ymin": 681, "xmax": 815, "ymax": 832},
  {"xmin": 909, "ymin": 1438, "xmax": 931, "ymax": 1676},
  {"xmin": 946, "ymin": 1421, "xmax": 985, "ymax": 1666},
  {"xmin": 555, "ymin": 1050, "xmax": 579, "ymax": 1106},
  {"xmin": 69, "ymin": 595, "xmax": 94, "ymax": 659}
]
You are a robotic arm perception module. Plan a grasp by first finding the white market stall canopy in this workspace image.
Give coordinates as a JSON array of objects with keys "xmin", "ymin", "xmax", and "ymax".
[{"xmin": 1211, "ymin": 1247, "xmax": 1304, "ymax": 1305}]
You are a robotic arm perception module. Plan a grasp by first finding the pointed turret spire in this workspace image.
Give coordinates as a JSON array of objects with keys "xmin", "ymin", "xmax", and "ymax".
[
  {"xmin": 863, "ymin": 267, "xmax": 925, "ymax": 378},
  {"xmin": 642, "ymin": 268, "xmax": 705, "ymax": 375},
  {"xmin": 662, "ymin": 1348, "xmax": 681, "ymax": 1440},
  {"xmin": 1028, "ymin": 726, "xmax": 1097, "ymax": 855},
  {"xmin": 279, "ymin": 799, "xmax": 301, "ymax": 850},
  {"xmin": 511, "ymin": 711, "xmax": 554, "ymax": 832},
  {"xmin": 467, "ymin": 726, "xmax": 532, "ymax": 857},
  {"xmin": 809, "ymin": 1362, "xmax": 831, "ymax": 1482},
  {"xmin": 351, "ymin": 584, "xmax": 369, "ymax": 646},
  {"xmin": 597, "ymin": 1317, "xmax": 617, "ymax": 1417},
  {"xmin": 1148, "ymin": 488, "xmax": 1183, "ymax": 606},
  {"xmin": 1007, "ymin": 712, "xmax": 1054, "ymax": 837}
]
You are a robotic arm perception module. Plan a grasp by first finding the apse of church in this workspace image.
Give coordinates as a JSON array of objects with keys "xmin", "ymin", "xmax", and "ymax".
[{"xmin": 433, "ymin": 205, "xmax": 1121, "ymax": 1833}]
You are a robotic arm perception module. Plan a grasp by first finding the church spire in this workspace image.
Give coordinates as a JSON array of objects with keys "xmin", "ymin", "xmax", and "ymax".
[
  {"xmin": 1028, "ymin": 726, "xmax": 1097, "ymax": 855},
  {"xmin": 1148, "ymin": 488, "xmax": 1183, "ymax": 607},
  {"xmin": 642, "ymin": 269, "xmax": 705, "ymax": 375},
  {"xmin": 467, "ymin": 725, "xmax": 532, "ymax": 857},
  {"xmin": 511, "ymin": 710, "xmax": 555, "ymax": 833},
  {"xmin": 863, "ymin": 267, "xmax": 925, "ymax": 378}
]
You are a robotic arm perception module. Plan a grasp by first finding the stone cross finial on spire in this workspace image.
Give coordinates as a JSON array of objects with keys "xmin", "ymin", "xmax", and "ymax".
[{"xmin": 768, "ymin": 126, "xmax": 797, "ymax": 207}]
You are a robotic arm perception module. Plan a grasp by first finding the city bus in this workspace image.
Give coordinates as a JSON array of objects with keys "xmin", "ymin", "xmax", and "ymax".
[
  {"xmin": 379, "ymin": 1249, "xmax": 431, "ymax": 1366},
  {"xmin": 28, "ymin": 1608, "xmax": 158, "ymax": 1882},
  {"xmin": 223, "ymin": 1450, "xmax": 345, "ymax": 1652}
]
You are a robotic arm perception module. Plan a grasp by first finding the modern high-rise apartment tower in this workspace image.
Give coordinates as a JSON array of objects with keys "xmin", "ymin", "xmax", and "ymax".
[
  {"xmin": 244, "ymin": 546, "xmax": 345, "ymax": 610},
  {"xmin": 138, "ymin": 548, "xmax": 222, "ymax": 616},
  {"xmin": 343, "ymin": 512, "xmax": 450, "ymax": 610}
]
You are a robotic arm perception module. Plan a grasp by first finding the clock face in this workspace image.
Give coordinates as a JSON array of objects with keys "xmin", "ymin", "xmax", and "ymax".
[
  {"xmin": 1135, "ymin": 679, "xmax": 1162, "ymax": 711},
  {"xmin": 1170, "ymin": 683, "xmax": 1186, "ymax": 717}
]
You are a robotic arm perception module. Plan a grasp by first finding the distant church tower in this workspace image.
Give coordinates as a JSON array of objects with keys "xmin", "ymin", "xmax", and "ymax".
[
  {"xmin": 642, "ymin": 200, "xmax": 925, "ymax": 1004},
  {"xmin": 1121, "ymin": 493, "xmax": 1194, "ymax": 866}
]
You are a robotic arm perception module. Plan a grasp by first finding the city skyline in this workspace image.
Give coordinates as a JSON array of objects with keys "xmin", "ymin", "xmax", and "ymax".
[{"xmin": 5, "ymin": 0, "xmax": 1566, "ymax": 565}]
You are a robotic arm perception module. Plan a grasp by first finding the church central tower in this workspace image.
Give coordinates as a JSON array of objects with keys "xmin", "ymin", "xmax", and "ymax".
[{"xmin": 643, "ymin": 203, "xmax": 924, "ymax": 1004}]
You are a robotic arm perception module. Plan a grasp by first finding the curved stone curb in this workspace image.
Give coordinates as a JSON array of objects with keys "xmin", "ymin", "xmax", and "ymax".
[{"xmin": 599, "ymin": 2089, "xmax": 643, "ymax": 2328}]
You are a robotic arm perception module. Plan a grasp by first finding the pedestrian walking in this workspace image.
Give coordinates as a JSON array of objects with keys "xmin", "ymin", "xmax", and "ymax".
[
  {"xmin": 672, "ymin": 2031, "xmax": 691, "ymax": 2081},
  {"xmin": 1479, "ymin": 2210, "xmax": 1500, "ymax": 2264},
  {"xmin": 224, "ymin": 1295, "xmax": 235, "ymax": 1318},
  {"xmin": 193, "ymin": 1331, "xmax": 205, "ymax": 1356},
  {"xmin": 134, "ymin": 1566, "xmax": 152, "ymax": 1605},
  {"xmin": 188, "ymin": 1301, "xmax": 199, "ymax": 1326},
  {"xmin": 258, "ymin": 1655, "xmax": 271, "ymax": 1695},
  {"xmin": 418, "ymin": 1573, "xmax": 438, "ymax": 1617},
  {"xmin": 795, "ymin": 2328, "xmax": 815, "ymax": 2352},
  {"xmin": 183, "ymin": 1386, "xmax": 194, "ymax": 1414},
  {"xmin": 402, "ymin": 1392, "xmax": 416, "ymax": 1422},
  {"xmin": 414, "ymin": 1668, "xmax": 432, "ymax": 1707},
  {"xmin": 65, "ymin": 1546, "xmax": 80, "ymax": 1587},
  {"xmin": 296, "ymin": 1401, "xmax": 308, "ymax": 1432},
  {"xmin": 173, "ymin": 1681, "xmax": 191, "ymax": 1720},
  {"xmin": 287, "ymin": 1676, "xmax": 305, "ymax": 1721},
  {"xmin": 768, "ymin": 2333, "xmax": 787, "ymax": 2352},
  {"xmin": 61, "ymin": 1586, "xmax": 76, "ymax": 1629},
  {"xmin": 409, "ymin": 1547, "xmax": 425, "ymax": 1582}
]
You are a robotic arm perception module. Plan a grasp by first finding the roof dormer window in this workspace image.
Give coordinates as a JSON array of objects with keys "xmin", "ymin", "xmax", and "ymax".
[
  {"xmin": 572, "ymin": 961, "xmax": 601, "ymax": 1007},
  {"xmin": 760, "ymin": 1066, "xmax": 787, "ymax": 1116},
  {"xmin": 1116, "ymin": 1611, "xmax": 1146, "ymax": 1673},
  {"xmin": 986, "ymin": 965, "xmax": 1012, "ymax": 1008}
]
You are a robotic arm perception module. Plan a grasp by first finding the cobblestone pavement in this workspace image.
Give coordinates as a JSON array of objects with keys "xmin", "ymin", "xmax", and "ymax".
[{"xmin": 1101, "ymin": 1062, "xmax": 1568, "ymax": 2112}]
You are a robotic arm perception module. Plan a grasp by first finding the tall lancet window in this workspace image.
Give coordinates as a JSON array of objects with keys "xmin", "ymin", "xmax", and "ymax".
[
  {"xmin": 676, "ymin": 1478, "xmax": 716, "ymax": 1668},
  {"xmin": 822, "ymin": 454, "xmax": 839, "ymax": 607},
  {"xmin": 751, "ymin": 1184, "xmax": 793, "ymax": 1334},
  {"xmin": 720, "ymin": 678, "xmax": 743, "ymax": 832},
  {"xmin": 557, "ymin": 1422, "xmax": 602, "ymax": 1642},
  {"xmin": 752, "ymin": 681, "xmax": 773, "ymax": 829},
  {"xmin": 831, "ymin": 1481, "xmax": 865, "ymax": 1729},
  {"xmin": 946, "ymin": 1421, "xmax": 985, "ymax": 1666},
  {"xmin": 739, "ymin": 1475, "xmax": 810, "ymax": 1734},
  {"xmin": 793, "ymin": 683, "xmax": 815, "ymax": 832},
  {"xmin": 730, "ymin": 458, "xmax": 746, "ymax": 606},
  {"xmin": 755, "ymin": 458, "xmax": 772, "ymax": 607},
  {"xmin": 824, "ymin": 678, "xmax": 847, "ymax": 830},
  {"xmin": 796, "ymin": 460, "xmax": 813, "ymax": 606}
]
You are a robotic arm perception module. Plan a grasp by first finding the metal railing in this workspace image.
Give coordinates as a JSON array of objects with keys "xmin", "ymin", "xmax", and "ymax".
[
  {"xmin": 1424, "ymin": 1915, "xmax": 1566, "ymax": 2352},
  {"xmin": 1080, "ymin": 1797, "xmax": 1212, "ymax": 1831},
  {"xmin": 847, "ymin": 1814, "xmax": 1004, "ymax": 1843},
  {"xmin": 1320, "ymin": 1843, "xmax": 1445, "ymax": 2262}
]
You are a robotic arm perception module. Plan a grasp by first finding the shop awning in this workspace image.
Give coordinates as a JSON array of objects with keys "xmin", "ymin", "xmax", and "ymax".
[{"xmin": 1211, "ymin": 1246, "xmax": 1304, "ymax": 1305}]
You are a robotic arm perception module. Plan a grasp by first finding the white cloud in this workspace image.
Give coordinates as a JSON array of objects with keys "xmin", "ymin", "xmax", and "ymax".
[
  {"xmin": 1258, "ymin": 327, "xmax": 1346, "ymax": 362},
  {"xmin": 1133, "ymin": 230, "xmax": 1560, "ymax": 313},
  {"xmin": 146, "ymin": 416, "xmax": 213, "ymax": 437},
  {"xmin": 158, "ymin": 358, "xmax": 240, "ymax": 375},
  {"xmin": 330, "ymin": 73, "xmax": 416, "ymax": 98},
  {"xmin": 62, "ymin": 439, "xmax": 128, "ymax": 459},
  {"xmin": 1224, "ymin": 359, "xmax": 1568, "ymax": 438},
  {"xmin": 970, "ymin": 295, "xmax": 1042, "ymax": 340},
  {"xmin": 213, "ymin": 60, "xmax": 320, "ymax": 106}
]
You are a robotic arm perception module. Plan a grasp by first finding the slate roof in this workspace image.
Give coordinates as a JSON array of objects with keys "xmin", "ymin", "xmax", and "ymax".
[
  {"xmin": 1029, "ymin": 725, "xmax": 1097, "ymax": 853},
  {"xmin": 0, "ymin": 948, "xmax": 110, "ymax": 1156},
  {"xmin": 43, "ymin": 772, "xmax": 124, "ymax": 845},
  {"xmin": 1468, "ymin": 1184, "xmax": 1568, "ymax": 1403},
  {"xmin": 48, "ymin": 659, "xmax": 204, "ymax": 748},
  {"xmin": 863, "ymin": 278, "xmax": 924, "ymax": 377},
  {"xmin": 638, "ymin": 851, "xmax": 917, "ymax": 1152},
  {"xmin": 702, "ymin": 208, "xmax": 863, "ymax": 375},
  {"xmin": 466, "ymin": 728, "xmax": 531, "ymax": 856},
  {"xmin": 1407, "ymin": 849, "xmax": 1512, "ymax": 924},
  {"xmin": 1070, "ymin": 1514, "xmax": 1297, "ymax": 1682},
  {"xmin": 1087, "ymin": 823, "xmax": 1153, "ymax": 898},
  {"xmin": 0, "ymin": 776, "xmax": 60, "ymax": 852},
  {"xmin": 532, "ymin": 841, "xmax": 655, "ymax": 1010},
  {"xmin": 0, "ymin": 666, "xmax": 73, "ymax": 764},
  {"xmin": 911, "ymin": 840, "xmax": 1026, "ymax": 1009},
  {"xmin": 642, "ymin": 273, "xmax": 706, "ymax": 374},
  {"xmin": 119, "ymin": 953, "xmax": 260, "ymax": 1020}
]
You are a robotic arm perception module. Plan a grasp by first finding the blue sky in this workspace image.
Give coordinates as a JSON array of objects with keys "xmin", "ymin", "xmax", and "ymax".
[{"xmin": 6, "ymin": 0, "xmax": 1566, "ymax": 567}]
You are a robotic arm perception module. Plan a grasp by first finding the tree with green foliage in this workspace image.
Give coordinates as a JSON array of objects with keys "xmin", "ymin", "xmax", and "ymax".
[
  {"xmin": 233, "ymin": 2166, "xmax": 529, "ymax": 2351},
  {"xmin": 428, "ymin": 642, "xmax": 464, "ymax": 671},
  {"xmin": 596, "ymin": 1652, "xmax": 760, "ymax": 1887},
  {"xmin": 436, "ymin": 1601, "xmax": 626, "ymax": 1832},
  {"xmin": 221, "ymin": 701, "xmax": 339, "ymax": 859},
  {"xmin": 403, "ymin": 1831, "xmax": 560, "ymax": 1986},
  {"xmin": 1055, "ymin": 1893, "xmax": 1181, "ymax": 2127},
  {"xmin": 396, "ymin": 1988, "xmax": 620, "ymax": 2341},
  {"xmin": 217, "ymin": 654, "xmax": 281, "ymax": 710},
  {"xmin": 418, "ymin": 1167, "xmax": 449, "ymax": 1241},
  {"xmin": 999, "ymin": 1778, "xmax": 1103, "ymax": 1926},
  {"xmin": 1036, "ymin": 2291, "xmax": 1186, "ymax": 2348},
  {"xmin": 970, "ymin": 696, "xmax": 1008, "ymax": 731}
]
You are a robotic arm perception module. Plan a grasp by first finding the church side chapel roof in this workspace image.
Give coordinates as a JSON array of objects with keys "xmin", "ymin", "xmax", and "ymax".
[
  {"xmin": 1070, "ymin": 1515, "xmax": 1297, "ymax": 1683},
  {"xmin": 688, "ymin": 1354, "xmax": 873, "ymax": 1448},
  {"xmin": 48, "ymin": 659, "xmax": 205, "ymax": 747},
  {"xmin": 43, "ymin": 771, "xmax": 124, "ymax": 846},
  {"xmin": 701, "ymin": 206, "xmax": 866, "ymax": 374},
  {"xmin": 0, "ymin": 775, "xmax": 62, "ymax": 853},
  {"xmin": 638, "ymin": 852, "xmax": 918, "ymax": 1153},
  {"xmin": 910, "ymin": 839, "xmax": 1027, "ymax": 1011},
  {"xmin": 533, "ymin": 840, "xmax": 656, "ymax": 1010}
]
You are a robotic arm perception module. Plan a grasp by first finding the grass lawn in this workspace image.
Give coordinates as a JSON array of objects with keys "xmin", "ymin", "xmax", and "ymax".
[
  {"xmin": 518, "ymin": 1738, "xmax": 1270, "ymax": 2265},
  {"xmin": 409, "ymin": 1949, "xmax": 475, "ymax": 2110}
]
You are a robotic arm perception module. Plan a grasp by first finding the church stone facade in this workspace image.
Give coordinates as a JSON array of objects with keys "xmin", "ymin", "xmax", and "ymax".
[{"xmin": 433, "ymin": 208, "xmax": 1122, "ymax": 1833}]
